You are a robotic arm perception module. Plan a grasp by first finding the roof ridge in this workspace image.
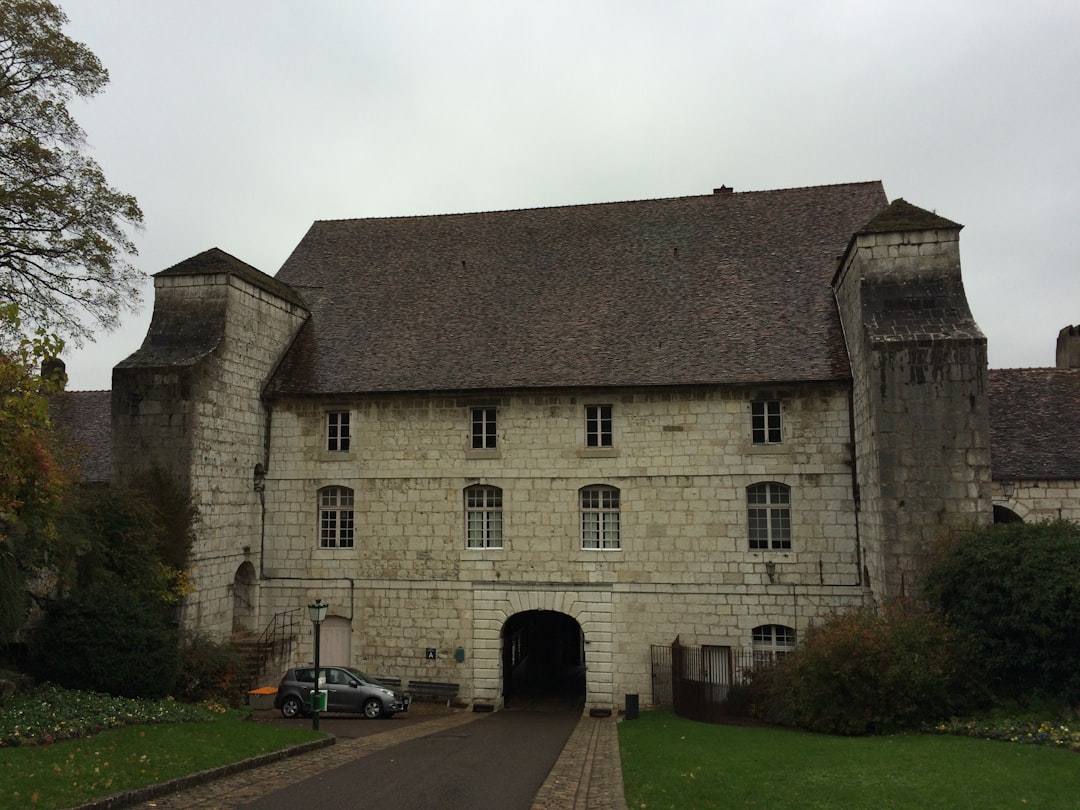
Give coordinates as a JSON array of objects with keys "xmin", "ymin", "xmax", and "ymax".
[{"xmin": 312, "ymin": 181, "xmax": 885, "ymax": 225}]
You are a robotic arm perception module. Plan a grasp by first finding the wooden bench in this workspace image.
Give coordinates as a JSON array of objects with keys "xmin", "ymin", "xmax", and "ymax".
[
  {"xmin": 408, "ymin": 680, "xmax": 460, "ymax": 706},
  {"xmin": 374, "ymin": 677, "xmax": 402, "ymax": 689}
]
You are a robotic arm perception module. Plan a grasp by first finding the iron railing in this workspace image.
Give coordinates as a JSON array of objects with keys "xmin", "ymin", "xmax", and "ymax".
[{"xmin": 651, "ymin": 638, "xmax": 784, "ymax": 724}]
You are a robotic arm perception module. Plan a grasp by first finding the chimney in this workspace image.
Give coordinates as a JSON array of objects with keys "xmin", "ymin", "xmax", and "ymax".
[
  {"xmin": 1056, "ymin": 325, "xmax": 1080, "ymax": 369},
  {"xmin": 713, "ymin": 186, "xmax": 733, "ymax": 195},
  {"xmin": 41, "ymin": 356, "xmax": 67, "ymax": 390}
]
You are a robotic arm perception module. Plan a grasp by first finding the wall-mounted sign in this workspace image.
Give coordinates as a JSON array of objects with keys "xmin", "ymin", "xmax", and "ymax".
[{"xmin": 425, "ymin": 648, "xmax": 437, "ymax": 660}]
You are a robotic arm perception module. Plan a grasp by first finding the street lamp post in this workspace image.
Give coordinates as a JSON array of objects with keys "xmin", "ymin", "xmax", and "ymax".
[{"xmin": 308, "ymin": 598, "xmax": 329, "ymax": 731}]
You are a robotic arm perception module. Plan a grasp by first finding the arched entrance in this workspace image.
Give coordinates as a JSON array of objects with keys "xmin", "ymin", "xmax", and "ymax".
[
  {"xmin": 231, "ymin": 562, "xmax": 257, "ymax": 634},
  {"xmin": 502, "ymin": 610, "xmax": 586, "ymax": 710},
  {"xmin": 994, "ymin": 505, "xmax": 1024, "ymax": 524}
]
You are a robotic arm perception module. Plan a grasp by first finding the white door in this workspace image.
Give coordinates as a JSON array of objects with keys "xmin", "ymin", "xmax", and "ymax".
[{"xmin": 321, "ymin": 616, "xmax": 352, "ymax": 667}]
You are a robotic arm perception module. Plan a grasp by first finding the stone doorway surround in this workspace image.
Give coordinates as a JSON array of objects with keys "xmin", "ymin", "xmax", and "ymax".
[{"xmin": 472, "ymin": 583, "xmax": 613, "ymax": 712}]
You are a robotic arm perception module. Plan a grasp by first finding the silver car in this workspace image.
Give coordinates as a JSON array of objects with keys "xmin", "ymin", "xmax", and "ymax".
[{"xmin": 274, "ymin": 666, "xmax": 410, "ymax": 719}]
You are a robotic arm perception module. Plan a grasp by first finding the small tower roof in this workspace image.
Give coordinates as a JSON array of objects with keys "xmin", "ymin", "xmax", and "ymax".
[{"xmin": 859, "ymin": 198, "xmax": 961, "ymax": 234}]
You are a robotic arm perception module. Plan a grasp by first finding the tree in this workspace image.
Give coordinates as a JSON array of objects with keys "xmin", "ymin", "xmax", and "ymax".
[
  {"xmin": 29, "ymin": 471, "xmax": 196, "ymax": 697},
  {"xmin": 0, "ymin": 303, "xmax": 70, "ymax": 644},
  {"xmin": 0, "ymin": 0, "xmax": 143, "ymax": 345},
  {"xmin": 921, "ymin": 520, "xmax": 1080, "ymax": 703}
]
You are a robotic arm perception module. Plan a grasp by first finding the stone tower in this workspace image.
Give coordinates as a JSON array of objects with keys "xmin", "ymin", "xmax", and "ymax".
[
  {"xmin": 111, "ymin": 249, "xmax": 308, "ymax": 634},
  {"xmin": 1057, "ymin": 325, "xmax": 1080, "ymax": 369},
  {"xmin": 833, "ymin": 199, "xmax": 992, "ymax": 599}
]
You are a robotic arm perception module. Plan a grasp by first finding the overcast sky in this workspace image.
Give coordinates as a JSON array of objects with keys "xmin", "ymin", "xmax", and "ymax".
[{"xmin": 57, "ymin": 0, "xmax": 1079, "ymax": 391}]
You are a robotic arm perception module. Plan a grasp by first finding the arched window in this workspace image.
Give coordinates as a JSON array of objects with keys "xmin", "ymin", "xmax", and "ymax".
[
  {"xmin": 581, "ymin": 485, "xmax": 620, "ymax": 550},
  {"xmin": 465, "ymin": 485, "xmax": 503, "ymax": 548},
  {"xmin": 319, "ymin": 486, "xmax": 355, "ymax": 548},
  {"xmin": 747, "ymin": 482, "xmax": 791, "ymax": 550},
  {"xmin": 752, "ymin": 624, "xmax": 796, "ymax": 664}
]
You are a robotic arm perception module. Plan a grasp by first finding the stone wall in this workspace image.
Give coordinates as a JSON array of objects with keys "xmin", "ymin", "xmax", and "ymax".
[
  {"xmin": 994, "ymin": 481, "xmax": 1080, "ymax": 524},
  {"xmin": 834, "ymin": 223, "xmax": 992, "ymax": 599},
  {"xmin": 113, "ymin": 267, "xmax": 307, "ymax": 635},
  {"xmin": 257, "ymin": 384, "xmax": 867, "ymax": 708}
]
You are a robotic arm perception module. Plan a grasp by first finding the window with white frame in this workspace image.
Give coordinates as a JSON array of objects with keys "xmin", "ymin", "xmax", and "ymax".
[
  {"xmin": 319, "ymin": 486, "xmax": 355, "ymax": 548},
  {"xmin": 751, "ymin": 401, "xmax": 781, "ymax": 444},
  {"xmin": 581, "ymin": 485, "xmax": 620, "ymax": 550},
  {"xmin": 326, "ymin": 411, "xmax": 351, "ymax": 452},
  {"xmin": 465, "ymin": 485, "xmax": 503, "ymax": 548},
  {"xmin": 747, "ymin": 482, "xmax": 791, "ymax": 550},
  {"xmin": 471, "ymin": 407, "xmax": 497, "ymax": 449},
  {"xmin": 752, "ymin": 624, "xmax": 796, "ymax": 665},
  {"xmin": 585, "ymin": 404, "xmax": 613, "ymax": 447}
]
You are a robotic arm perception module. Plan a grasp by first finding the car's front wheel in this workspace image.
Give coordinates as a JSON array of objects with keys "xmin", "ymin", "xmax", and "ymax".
[
  {"xmin": 363, "ymin": 697, "xmax": 384, "ymax": 719},
  {"xmin": 280, "ymin": 696, "xmax": 304, "ymax": 719}
]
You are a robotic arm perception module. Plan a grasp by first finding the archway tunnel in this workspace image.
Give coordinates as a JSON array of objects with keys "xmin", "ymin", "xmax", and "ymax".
[{"xmin": 502, "ymin": 610, "xmax": 586, "ymax": 709}]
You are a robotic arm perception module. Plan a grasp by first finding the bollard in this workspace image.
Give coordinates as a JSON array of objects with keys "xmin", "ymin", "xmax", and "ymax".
[{"xmin": 625, "ymin": 693, "xmax": 639, "ymax": 720}]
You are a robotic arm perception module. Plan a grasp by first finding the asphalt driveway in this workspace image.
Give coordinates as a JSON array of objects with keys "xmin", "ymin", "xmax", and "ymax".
[{"xmin": 240, "ymin": 707, "xmax": 580, "ymax": 810}]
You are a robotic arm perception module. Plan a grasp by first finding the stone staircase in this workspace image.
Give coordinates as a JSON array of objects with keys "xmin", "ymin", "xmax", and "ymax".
[{"xmin": 232, "ymin": 608, "xmax": 301, "ymax": 688}]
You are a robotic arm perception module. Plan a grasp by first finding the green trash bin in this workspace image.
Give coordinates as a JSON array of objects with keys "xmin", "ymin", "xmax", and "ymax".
[{"xmin": 311, "ymin": 689, "xmax": 328, "ymax": 712}]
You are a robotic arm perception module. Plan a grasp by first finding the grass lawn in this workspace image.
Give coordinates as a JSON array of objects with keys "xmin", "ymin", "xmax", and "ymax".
[
  {"xmin": 0, "ymin": 717, "xmax": 324, "ymax": 810},
  {"xmin": 619, "ymin": 710, "xmax": 1080, "ymax": 809},
  {"xmin": 0, "ymin": 685, "xmax": 325, "ymax": 810}
]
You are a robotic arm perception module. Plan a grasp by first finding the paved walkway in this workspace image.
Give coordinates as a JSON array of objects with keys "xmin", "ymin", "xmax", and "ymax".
[{"xmin": 82, "ymin": 708, "xmax": 627, "ymax": 810}]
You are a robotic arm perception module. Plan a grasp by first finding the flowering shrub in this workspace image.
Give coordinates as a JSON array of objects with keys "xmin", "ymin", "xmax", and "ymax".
[
  {"xmin": 926, "ymin": 717, "xmax": 1080, "ymax": 752},
  {"xmin": 0, "ymin": 684, "xmax": 214, "ymax": 747}
]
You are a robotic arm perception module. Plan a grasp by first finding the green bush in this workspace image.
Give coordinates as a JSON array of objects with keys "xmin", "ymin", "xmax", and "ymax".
[
  {"xmin": 756, "ymin": 601, "xmax": 987, "ymax": 735},
  {"xmin": 175, "ymin": 633, "xmax": 247, "ymax": 706},
  {"xmin": 921, "ymin": 520, "xmax": 1080, "ymax": 703},
  {"xmin": 28, "ymin": 587, "xmax": 178, "ymax": 699}
]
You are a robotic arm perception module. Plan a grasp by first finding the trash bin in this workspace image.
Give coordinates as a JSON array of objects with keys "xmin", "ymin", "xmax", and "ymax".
[
  {"xmin": 311, "ymin": 689, "xmax": 328, "ymax": 712},
  {"xmin": 625, "ymin": 693, "xmax": 639, "ymax": 720}
]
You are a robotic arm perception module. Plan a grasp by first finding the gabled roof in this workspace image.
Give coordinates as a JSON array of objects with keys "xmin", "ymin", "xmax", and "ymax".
[
  {"xmin": 158, "ymin": 247, "xmax": 307, "ymax": 309},
  {"xmin": 49, "ymin": 390, "xmax": 111, "ymax": 484},
  {"xmin": 859, "ymin": 198, "xmax": 960, "ymax": 234},
  {"xmin": 988, "ymin": 368, "xmax": 1080, "ymax": 480},
  {"xmin": 266, "ymin": 182, "xmax": 888, "ymax": 396}
]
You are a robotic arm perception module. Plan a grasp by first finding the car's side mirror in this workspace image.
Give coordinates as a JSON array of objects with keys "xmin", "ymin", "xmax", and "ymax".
[{"xmin": 350, "ymin": 680, "xmax": 359, "ymax": 688}]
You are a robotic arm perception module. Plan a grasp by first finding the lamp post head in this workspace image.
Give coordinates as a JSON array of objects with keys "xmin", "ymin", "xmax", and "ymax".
[{"xmin": 308, "ymin": 598, "xmax": 328, "ymax": 624}]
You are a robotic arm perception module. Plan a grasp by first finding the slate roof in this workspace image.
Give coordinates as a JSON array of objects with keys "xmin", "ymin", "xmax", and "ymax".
[
  {"xmin": 266, "ymin": 182, "xmax": 889, "ymax": 396},
  {"xmin": 118, "ymin": 248, "xmax": 309, "ymax": 371},
  {"xmin": 49, "ymin": 390, "xmax": 111, "ymax": 484},
  {"xmin": 988, "ymin": 368, "xmax": 1080, "ymax": 480}
]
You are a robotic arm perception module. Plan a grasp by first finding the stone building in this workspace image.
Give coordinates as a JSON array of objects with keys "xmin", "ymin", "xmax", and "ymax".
[{"xmin": 52, "ymin": 181, "xmax": 1074, "ymax": 713}]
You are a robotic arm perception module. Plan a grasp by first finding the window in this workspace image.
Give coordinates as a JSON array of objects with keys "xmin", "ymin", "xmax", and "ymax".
[
  {"xmin": 585, "ymin": 404, "xmax": 613, "ymax": 447},
  {"xmin": 581, "ymin": 485, "xmax": 620, "ymax": 550},
  {"xmin": 747, "ymin": 482, "xmax": 791, "ymax": 550},
  {"xmin": 471, "ymin": 407, "xmax": 497, "ymax": 449},
  {"xmin": 319, "ymin": 486, "xmax": 354, "ymax": 548},
  {"xmin": 465, "ymin": 485, "xmax": 503, "ymax": 548},
  {"xmin": 752, "ymin": 401, "xmax": 781, "ymax": 444},
  {"xmin": 752, "ymin": 624, "xmax": 796, "ymax": 665},
  {"xmin": 327, "ymin": 411, "xmax": 350, "ymax": 452}
]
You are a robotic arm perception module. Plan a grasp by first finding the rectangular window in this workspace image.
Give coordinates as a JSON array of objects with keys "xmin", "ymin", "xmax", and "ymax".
[
  {"xmin": 585, "ymin": 404, "xmax": 613, "ymax": 448},
  {"xmin": 752, "ymin": 401, "xmax": 781, "ymax": 444},
  {"xmin": 465, "ymin": 485, "xmax": 503, "ymax": 548},
  {"xmin": 471, "ymin": 407, "xmax": 497, "ymax": 449},
  {"xmin": 748, "ymin": 483, "xmax": 791, "ymax": 550},
  {"xmin": 581, "ymin": 486, "xmax": 620, "ymax": 550},
  {"xmin": 327, "ymin": 411, "xmax": 351, "ymax": 452},
  {"xmin": 319, "ymin": 486, "xmax": 355, "ymax": 548}
]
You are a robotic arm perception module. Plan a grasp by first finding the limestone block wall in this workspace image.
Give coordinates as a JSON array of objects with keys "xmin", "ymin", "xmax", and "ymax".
[
  {"xmin": 995, "ymin": 481, "xmax": 1080, "ymax": 524},
  {"xmin": 257, "ymin": 382, "xmax": 866, "ymax": 708},
  {"xmin": 834, "ymin": 225, "xmax": 992, "ymax": 599},
  {"xmin": 114, "ymin": 270, "xmax": 307, "ymax": 636}
]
